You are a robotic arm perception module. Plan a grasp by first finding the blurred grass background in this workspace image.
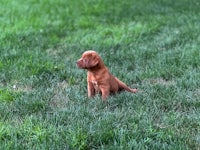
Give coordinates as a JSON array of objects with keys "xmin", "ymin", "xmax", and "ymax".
[{"xmin": 0, "ymin": 0, "xmax": 200, "ymax": 149}]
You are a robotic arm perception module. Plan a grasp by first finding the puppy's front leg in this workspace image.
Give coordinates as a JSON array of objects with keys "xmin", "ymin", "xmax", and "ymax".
[
  {"xmin": 100, "ymin": 86, "xmax": 110, "ymax": 101},
  {"xmin": 88, "ymin": 81, "xmax": 95, "ymax": 98}
]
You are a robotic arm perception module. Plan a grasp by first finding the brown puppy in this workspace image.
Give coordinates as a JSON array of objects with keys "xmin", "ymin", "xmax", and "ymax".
[{"xmin": 76, "ymin": 50, "xmax": 138, "ymax": 100}]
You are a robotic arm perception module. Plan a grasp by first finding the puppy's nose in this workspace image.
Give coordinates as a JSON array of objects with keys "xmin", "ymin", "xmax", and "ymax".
[{"xmin": 76, "ymin": 60, "xmax": 81, "ymax": 66}]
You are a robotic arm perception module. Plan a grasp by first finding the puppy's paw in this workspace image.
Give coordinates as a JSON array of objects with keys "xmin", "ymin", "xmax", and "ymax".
[{"xmin": 131, "ymin": 88, "xmax": 138, "ymax": 93}]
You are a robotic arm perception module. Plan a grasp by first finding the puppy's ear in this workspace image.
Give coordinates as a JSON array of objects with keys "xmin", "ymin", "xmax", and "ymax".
[{"xmin": 86, "ymin": 56, "xmax": 99, "ymax": 68}]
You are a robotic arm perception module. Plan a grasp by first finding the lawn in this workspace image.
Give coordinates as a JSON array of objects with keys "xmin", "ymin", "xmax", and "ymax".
[{"xmin": 0, "ymin": 0, "xmax": 200, "ymax": 149}]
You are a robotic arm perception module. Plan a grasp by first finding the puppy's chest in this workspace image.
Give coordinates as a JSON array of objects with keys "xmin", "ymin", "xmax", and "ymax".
[
  {"xmin": 91, "ymin": 80, "xmax": 100, "ymax": 91},
  {"xmin": 92, "ymin": 80, "xmax": 99, "ymax": 89}
]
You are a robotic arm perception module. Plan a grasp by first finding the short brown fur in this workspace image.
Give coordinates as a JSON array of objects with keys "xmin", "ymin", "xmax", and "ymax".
[{"xmin": 76, "ymin": 50, "xmax": 138, "ymax": 100}]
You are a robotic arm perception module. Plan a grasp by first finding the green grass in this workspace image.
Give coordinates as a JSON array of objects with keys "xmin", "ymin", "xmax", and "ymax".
[{"xmin": 0, "ymin": 0, "xmax": 200, "ymax": 149}]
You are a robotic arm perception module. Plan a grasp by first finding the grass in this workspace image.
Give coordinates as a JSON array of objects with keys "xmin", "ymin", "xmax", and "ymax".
[{"xmin": 0, "ymin": 0, "xmax": 200, "ymax": 149}]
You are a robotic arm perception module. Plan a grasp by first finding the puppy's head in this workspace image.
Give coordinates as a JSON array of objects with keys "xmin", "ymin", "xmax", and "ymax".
[{"xmin": 76, "ymin": 50, "xmax": 102, "ymax": 69}]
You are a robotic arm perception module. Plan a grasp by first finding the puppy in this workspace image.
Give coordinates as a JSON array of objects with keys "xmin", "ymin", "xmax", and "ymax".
[{"xmin": 76, "ymin": 50, "xmax": 138, "ymax": 100}]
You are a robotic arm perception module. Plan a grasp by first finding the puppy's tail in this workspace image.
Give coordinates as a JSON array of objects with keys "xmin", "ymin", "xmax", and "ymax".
[{"xmin": 115, "ymin": 77, "xmax": 138, "ymax": 93}]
